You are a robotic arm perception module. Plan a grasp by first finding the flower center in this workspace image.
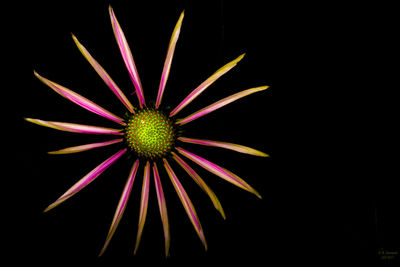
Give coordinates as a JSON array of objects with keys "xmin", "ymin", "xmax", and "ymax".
[{"xmin": 124, "ymin": 108, "xmax": 177, "ymax": 159}]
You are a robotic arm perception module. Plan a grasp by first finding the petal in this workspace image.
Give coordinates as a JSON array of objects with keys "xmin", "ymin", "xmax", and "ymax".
[
  {"xmin": 178, "ymin": 137, "xmax": 269, "ymax": 157},
  {"xmin": 163, "ymin": 158, "xmax": 207, "ymax": 250},
  {"xmin": 171, "ymin": 152, "xmax": 226, "ymax": 219},
  {"xmin": 34, "ymin": 71, "xmax": 125, "ymax": 125},
  {"xmin": 134, "ymin": 161, "xmax": 151, "ymax": 254},
  {"xmin": 71, "ymin": 34, "xmax": 135, "ymax": 113},
  {"xmin": 44, "ymin": 149, "xmax": 127, "ymax": 212},
  {"xmin": 177, "ymin": 85, "xmax": 269, "ymax": 125},
  {"xmin": 153, "ymin": 162, "xmax": 170, "ymax": 257},
  {"xmin": 48, "ymin": 138, "xmax": 123, "ymax": 154},
  {"xmin": 25, "ymin": 118, "xmax": 123, "ymax": 135},
  {"xmin": 169, "ymin": 54, "xmax": 245, "ymax": 117},
  {"xmin": 156, "ymin": 10, "xmax": 185, "ymax": 109},
  {"xmin": 176, "ymin": 147, "xmax": 261, "ymax": 199},
  {"xmin": 99, "ymin": 160, "xmax": 139, "ymax": 256},
  {"xmin": 109, "ymin": 6, "xmax": 145, "ymax": 108}
]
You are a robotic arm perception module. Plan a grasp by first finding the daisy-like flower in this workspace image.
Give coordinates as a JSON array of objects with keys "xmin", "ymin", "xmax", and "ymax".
[{"xmin": 27, "ymin": 6, "xmax": 269, "ymax": 256}]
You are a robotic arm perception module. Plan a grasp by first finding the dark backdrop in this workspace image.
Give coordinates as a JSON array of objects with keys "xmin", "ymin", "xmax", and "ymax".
[{"xmin": 5, "ymin": 0, "xmax": 389, "ymax": 265}]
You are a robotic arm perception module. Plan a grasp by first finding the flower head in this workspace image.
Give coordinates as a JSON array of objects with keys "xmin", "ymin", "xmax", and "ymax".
[
  {"xmin": 125, "ymin": 108, "xmax": 177, "ymax": 159},
  {"xmin": 27, "ymin": 6, "xmax": 269, "ymax": 257}
]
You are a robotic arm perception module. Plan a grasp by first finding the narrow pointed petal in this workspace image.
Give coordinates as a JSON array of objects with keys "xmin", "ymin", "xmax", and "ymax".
[
  {"xmin": 48, "ymin": 138, "xmax": 123, "ymax": 154},
  {"xmin": 34, "ymin": 71, "xmax": 125, "ymax": 125},
  {"xmin": 134, "ymin": 161, "xmax": 151, "ymax": 254},
  {"xmin": 169, "ymin": 54, "xmax": 245, "ymax": 117},
  {"xmin": 178, "ymin": 137, "xmax": 269, "ymax": 157},
  {"xmin": 99, "ymin": 160, "xmax": 139, "ymax": 256},
  {"xmin": 176, "ymin": 147, "xmax": 261, "ymax": 199},
  {"xmin": 163, "ymin": 158, "xmax": 207, "ymax": 250},
  {"xmin": 44, "ymin": 149, "xmax": 127, "ymax": 212},
  {"xmin": 156, "ymin": 11, "xmax": 184, "ymax": 109},
  {"xmin": 172, "ymin": 152, "xmax": 225, "ymax": 219},
  {"xmin": 153, "ymin": 163, "xmax": 170, "ymax": 257},
  {"xmin": 72, "ymin": 34, "xmax": 135, "ymax": 113},
  {"xmin": 177, "ymin": 86, "xmax": 269, "ymax": 125},
  {"xmin": 25, "ymin": 118, "xmax": 123, "ymax": 135},
  {"xmin": 109, "ymin": 6, "xmax": 145, "ymax": 108}
]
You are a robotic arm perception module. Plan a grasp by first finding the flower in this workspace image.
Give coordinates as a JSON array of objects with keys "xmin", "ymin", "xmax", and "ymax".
[{"xmin": 26, "ymin": 6, "xmax": 269, "ymax": 257}]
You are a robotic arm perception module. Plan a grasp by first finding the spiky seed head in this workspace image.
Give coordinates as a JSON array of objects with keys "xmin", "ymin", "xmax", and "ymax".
[{"xmin": 124, "ymin": 109, "xmax": 176, "ymax": 160}]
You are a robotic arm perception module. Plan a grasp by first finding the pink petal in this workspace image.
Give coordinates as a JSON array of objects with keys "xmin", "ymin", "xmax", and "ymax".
[
  {"xmin": 99, "ymin": 160, "xmax": 139, "ymax": 256},
  {"xmin": 34, "ymin": 71, "xmax": 125, "ymax": 125},
  {"xmin": 163, "ymin": 158, "xmax": 207, "ymax": 250},
  {"xmin": 178, "ymin": 137, "xmax": 269, "ymax": 157},
  {"xmin": 177, "ymin": 85, "xmax": 269, "ymax": 125},
  {"xmin": 171, "ymin": 152, "xmax": 225, "ymax": 219},
  {"xmin": 176, "ymin": 147, "xmax": 261, "ymax": 199},
  {"xmin": 48, "ymin": 138, "xmax": 123, "ymax": 154},
  {"xmin": 169, "ymin": 54, "xmax": 245, "ymax": 117},
  {"xmin": 44, "ymin": 149, "xmax": 127, "ymax": 212},
  {"xmin": 25, "ymin": 118, "xmax": 123, "ymax": 135},
  {"xmin": 109, "ymin": 6, "xmax": 145, "ymax": 108},
  {"xmin": 71, "ymin": 34, "xmax": 135, "ymax": 113},
  {"xmin": 156, "ymin": 11, "xmax": 184, "ymax": 109},
  {"xmin": 153, "ymin": 162, "xmax": 170, "ymax": 257},
  {"xmin": 134, "ymin": 161, "xmax": 151, "ymax": 254}
]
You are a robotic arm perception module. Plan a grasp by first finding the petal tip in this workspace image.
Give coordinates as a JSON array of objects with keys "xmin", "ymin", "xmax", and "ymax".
[
  {"xmin": 220, "ymin": 208, "xmax": 227, "ymax": 220},
  {"xmin": 98, "ymin": 243, "xmax": 109, "ymax": 257},
  {"xmin": 33, "ymin": 70, "xmax": 43, "ymax": 81},
  {"xmin": 108, "ymin": 5, "xmax": 116, "ymax": 21},
  {"xmin": 71, "ymin": 33, "xmax": 79, "ymax": 44},
  {"xmin": 203, "ymin": 238, "xmax": 208, "ymax": 251},
  {"xmin": 237, "ymin": 53, "xmax": 246, "ymax": 62},
  {"xmin": 43, "ymin": 203, "xmax": 55, "ymax": 213},
  {"xmin": 108, "ymin": 5, "xmax": 116, "ymax": 22},
  {"xmin": 24, "ymin": 117, "xmax": 36, "ymax": 124},
  {"xmin": 43, "ymin": 196, "xmax": 66, "ymax": 212},
  {"xmin": 133, "ymin": 245, "xmax": 139, "ymax": 255},
  {"xmin": 254, "ymin": 190, "xmax": 262, "ymax": 199},
  {"xmin": 179, "ymin": 10, "xmax": 185, "ymax": 20},
  {"xmin": 33, "ymin": 71, "xmax": 47, "ymax": 84},
  {"xmin": 258, "ymin": 151, "xmax": 270, "ymax": 157},
  {"xmin": 247, "ymin": 183, "xmax": 262, "ymax": 199}
]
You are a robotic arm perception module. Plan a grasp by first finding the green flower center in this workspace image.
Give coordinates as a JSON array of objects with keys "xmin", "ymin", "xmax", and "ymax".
[{"xmin": 124, "ymin": 109, "xmax": 177, "ymax": 159}]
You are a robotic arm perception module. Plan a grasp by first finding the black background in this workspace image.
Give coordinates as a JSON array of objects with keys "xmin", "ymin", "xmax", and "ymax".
[{"xmin": 5, "ymin": 0, "xmax": 395, "ymax": 265}]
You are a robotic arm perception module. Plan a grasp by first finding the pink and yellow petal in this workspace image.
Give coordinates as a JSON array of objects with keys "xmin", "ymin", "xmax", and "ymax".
[
  {"xmin": 176, "ymin": 147, "xmax": 262, "ymax": 199},
  {"xmin": 169, "ymin": 54, "xmax": 245, "ymax": 117},
  {"xmin": 153, "ymin": 162, "xmax": 170, "ymax": 257},
  {"xmin": 178, "ymin": 137, "xmax": 269, "ymax": 157},
  {"xmin": 34, "ymin": 71, "xmax": 125, "ymax": 125},
  {"xmin": 25, "ymin": 118, "xmax": 123, "ymax": 135},
  {"xmin": 177, "ymin": 85, "xmax": 269, "ymax": 125},
  {"xmin": 163, "ymin": 158, "xmax": 207, "ymax": 250},
  {"xmin": 71, "ymin": 34, "xmax": 135, "ymax": 113},
  {"xmin": 134, "ymin": 161, "xmax": 151, "ymax": 254},
  {"xmin": 99, "ymin": 160, "xmax": 139, "ymax": 256},
  {"xmin": 109, "ymin": 6, "xmax": 145, "ymax": 108},
  {"xmin": 44, "ymin": 149, "xmax": 127, "ymax": 212},
  {"xmin": 156, "ymin": 10, "xmax": 185, "ymax": 109},
  {"xmin": 172, "ymin": 152, "xmax": 225, "ymax": 219},
  {"xmin": 48, "ymin": 138, "xmax": 123, "ymax": 154}
]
